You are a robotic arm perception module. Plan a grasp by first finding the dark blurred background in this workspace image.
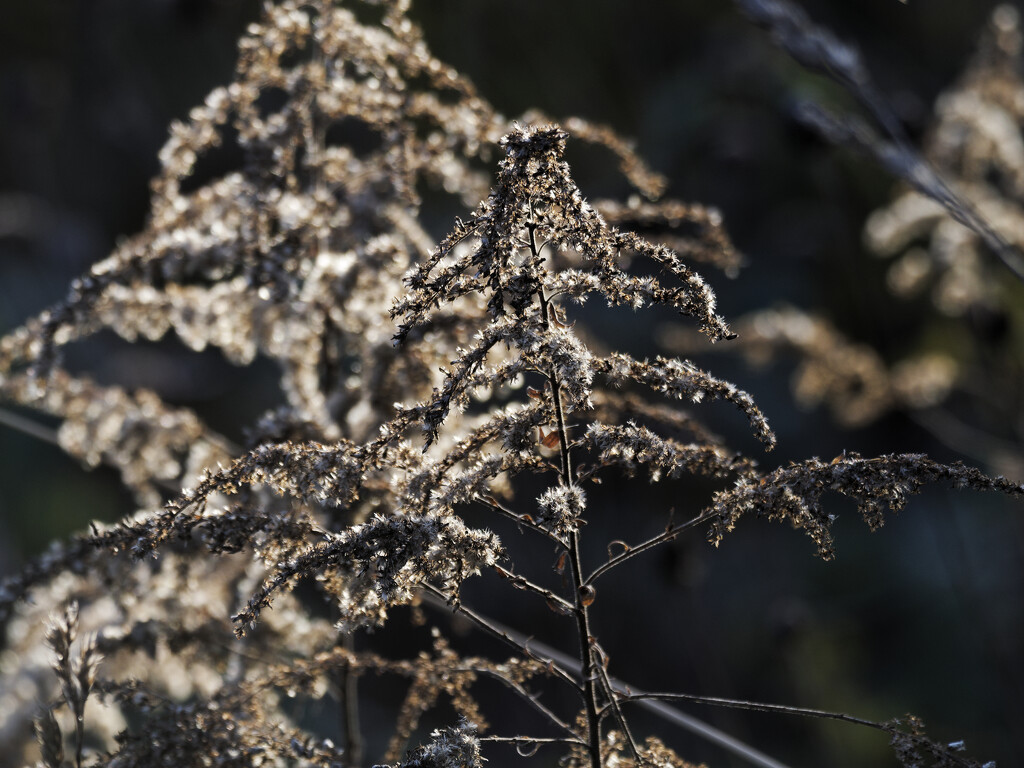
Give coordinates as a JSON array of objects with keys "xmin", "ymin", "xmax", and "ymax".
[{"xmin": 1, "ymin": 1, "xmax": 1021, "ymax": 767}]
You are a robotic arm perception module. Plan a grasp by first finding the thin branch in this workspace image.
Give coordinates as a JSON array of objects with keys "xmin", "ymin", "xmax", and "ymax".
[
  {"xmin": 584, "ymin": 511, "xmax": 714, "ymax": 587},
  {"xmin": 479, "ymin": 735, "xmax": 586, "ymax": 746},
  {"xmin": 469, "ymin": 667, "xmax": 580, "ymax": 738},
  {"xmin": 339, "ymin": 633, "xmax": 363, "ymax": 768},
  {"xmin": 618, "ymin": 691, "xmax": 876, "ymax": 728},
  {"xmin": 418, "ymin": 589, "xmax": 794, "ymax": 768},
  {"xmin": 0, "ymin": 406, "xmax": 61, "ymax": 447},
  {"xmin": 799, "ymin": 101, "xmax": 1024, "ymax": 284},
  {"xmin": 618, "ymin": 692, "xmax": 985, "ymax": 768},
  {"xmin": 493, "ymin": 564, "xmax": 575, "ymax": 615},
  {"xmin": 478, "ymin": 495, "xmax": 567, "ymax": 546},
  {"xmin": 0, "ymin": 406, "xmax": 207, "ymax": 497},
  {"xmin": 419, "ymin": 583, "xmax": 582, "ymax": 693},
  {"xmin": 0, "ymin": 405, "xmax": 242, "ymax": 472},
  {"xmin": 565, "ymin": 524, "xmax": 602, "ymax": 768},
  {"xmin": 592, "ymin": 647, "xmax": 644, "ymax": 765},
  {"xmin": 737, "ymin": 0, "xmax": 1024, "ymax": 284},
  {"xmin": 909, "ymin": 408, "xmax": 1021, "ymax": 471}
]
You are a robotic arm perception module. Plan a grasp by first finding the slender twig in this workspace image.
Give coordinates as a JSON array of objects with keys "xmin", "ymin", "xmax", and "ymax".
[
  {"xmin": 0, "ymin": 407, "xmax": 183, "ymax": 496},
  {"xmin": 0, "ymin": 406, "xmax": 61, "ymax": 447},
  {"xmin": 914, "ymin": 163, "xmax": 1024, "ymax": 284},
  {"xmin": 419, "ymin": 582, "xmax": 581, "ymax": 693},
  {"xmin": 263, "ymin": 640, "xmax": 580, "ymax": 744},
  {"xmin": 73, "ymin": 704, "xmax": 85, "ymax": 768},
  {"xmin": 618, "ymin": 692, "xmax": 982, "ymax": 768},
  {"xmin": 339, "ymin": 633, "xmax": 363, "ymax": 768},
  {"xmin": 531, "ymin": 206, "xmax": 604, "ymax": 768},
  {"xmin": 477, "ymin": 495, "xmax": 567, "ymax": 546},
  {"xmin": 616, "ymin": 691, "xmax": 876, "ymax": 728},
  {"xmin": 479, "ymin": 735, "xmax": 586, "ymax": 746},
  {"xmin": 418, "ymin": 589, "xmax": 793, "ymax": 768},
  {"xmin": 0, "ymin": 406, "xmax": 242, "ymax": 476},
  {"xmin": 909, "ymin": 408, "xmax": 1021, "ymax": 471},
  {"xmin": 738, "ymin": 0, "xmax": 1024, "ymax": 283},
  {"xmin": 592, "ymin": 647, "xmax": 644, "ymax": 765},
  {"xmin": 493, "ymin": 564, "xmax": 575, "ymax": 614},
  {"xmin": 584, "ymin": 511, "xmax": 715, "ymax": 587},
  {"xmin": 469, "ymin": 667, "xmax": 580, "ymax": 738}
]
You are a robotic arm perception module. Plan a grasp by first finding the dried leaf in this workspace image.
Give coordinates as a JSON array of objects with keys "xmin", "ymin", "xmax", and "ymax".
[{"xmin": 541, "ymin": 429, "xmax": 562, "ymax": 450}]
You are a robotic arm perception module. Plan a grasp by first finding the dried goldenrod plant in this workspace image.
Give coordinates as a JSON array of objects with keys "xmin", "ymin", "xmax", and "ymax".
[{"xmin": 1, "ymin": 2, "xmax": 1021, "ymax": 768}]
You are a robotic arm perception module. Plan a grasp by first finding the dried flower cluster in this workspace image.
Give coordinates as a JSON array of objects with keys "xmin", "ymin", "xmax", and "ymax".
[{"xmin": 1, "ymin": 2, "xmax": 1021, "ymax": 768}]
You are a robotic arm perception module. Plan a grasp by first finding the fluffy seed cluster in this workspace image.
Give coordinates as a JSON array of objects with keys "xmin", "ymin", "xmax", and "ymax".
[{"xmin": 536, "ymin": 485, "xmax": 587, "ymax": 538}]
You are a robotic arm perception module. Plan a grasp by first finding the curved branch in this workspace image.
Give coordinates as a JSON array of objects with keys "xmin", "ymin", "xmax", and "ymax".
[{"xmin": 584, "ymin": 511, "xmax": 715, "ymax": 587}]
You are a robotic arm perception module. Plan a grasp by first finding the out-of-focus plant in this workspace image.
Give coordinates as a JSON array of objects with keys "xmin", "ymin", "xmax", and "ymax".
[{"xmin": 668, "ymin": 3, "xmax": 1024, "ymax": 484}]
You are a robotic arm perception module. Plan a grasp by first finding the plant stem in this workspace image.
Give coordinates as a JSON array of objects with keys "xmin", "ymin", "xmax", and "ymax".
[
  {"xmin": 566, "ymin": 527, "xmax": 602, "ymax": 768},
  {"xmin": 529, "ymin": 211, "xmax": 603, "ymax": 768},
  {"xmin": 593, "ymin": 651, "xmax": 643, "ymax": 764},
  {"xmin": 420, "ymin": 583, "xmax": 581, "ymax": 693},
  {"xmin": 480, "ymin": 736, "xmax": 587, "ymax": 747},
  {"xmin": 614, "ymin": 691, "xmax": 878, "ymax": 728},
  {"xmin": 419, "ymin": 588, "xmax": 794, "ymax": 768},
  {"xmin": 74, "ymin": 709, "xmax": 84, "ymax": 768},
  {"xmin": 339, "ymin": 633, "xmax": 363, "ymax": 768}
]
